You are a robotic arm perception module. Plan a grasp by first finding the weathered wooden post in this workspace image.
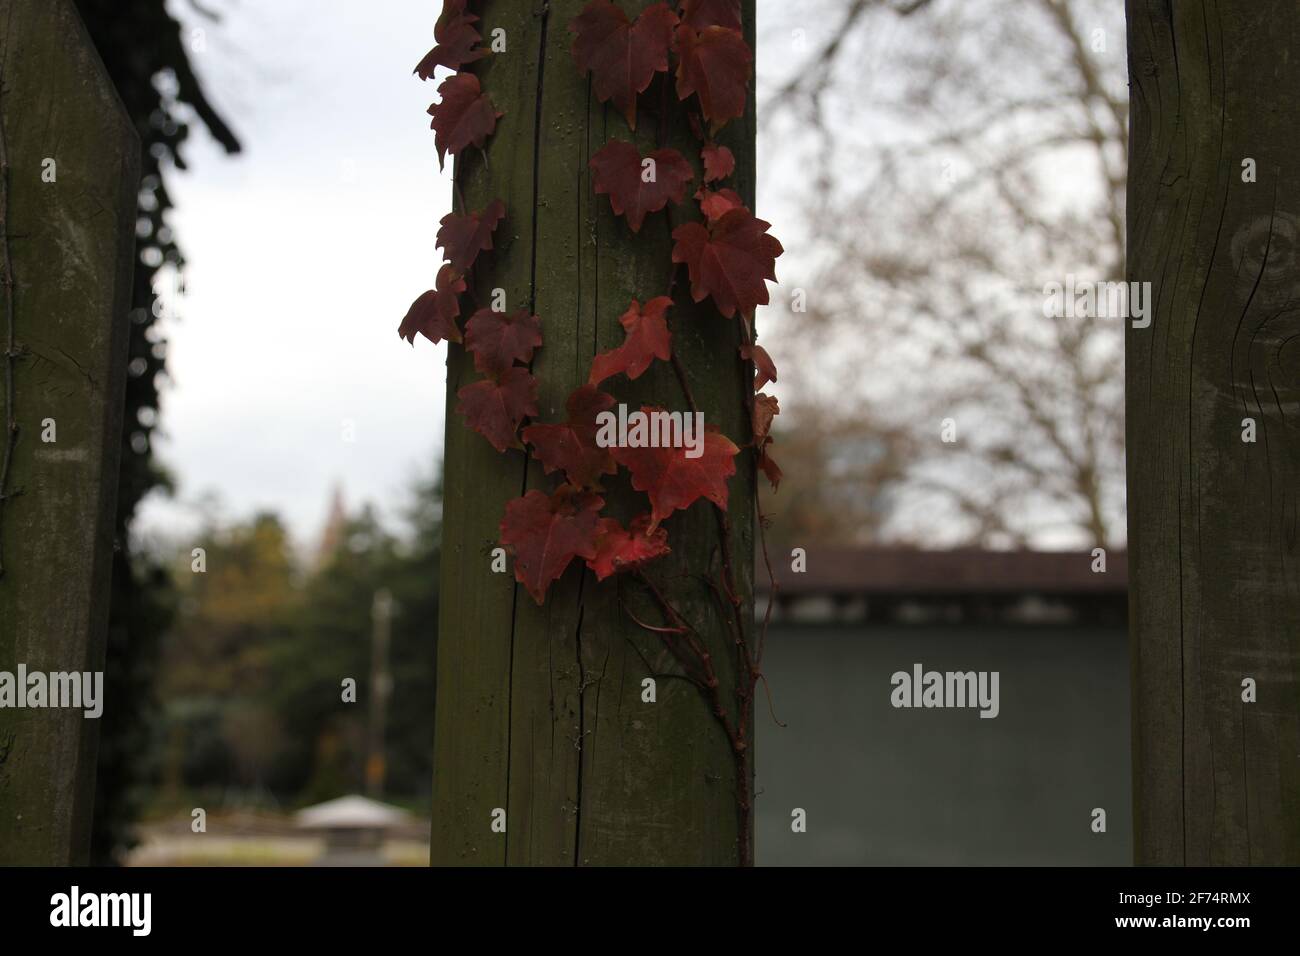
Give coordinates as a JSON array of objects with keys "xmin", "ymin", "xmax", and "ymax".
[
  {"xmin": 1127, "ymin": 0, "xmax": 1300, "ymax": 864},
  {"xmin": 431, "ymin": 0, "xmax": 758, "ymax": 865},
  {"xmin": 0, "ymin": 0, "xmax": 139, "ymax": 864}
]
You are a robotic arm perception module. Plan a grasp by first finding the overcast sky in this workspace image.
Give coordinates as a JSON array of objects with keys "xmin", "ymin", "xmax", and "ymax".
[{"xmin": 138, "ymin": 0, "xmax": 805, "ymax": 550}]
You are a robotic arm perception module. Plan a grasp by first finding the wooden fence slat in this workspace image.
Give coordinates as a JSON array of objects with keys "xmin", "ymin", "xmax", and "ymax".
[
  {"xmin": 0, "ymin": 0, "xmax": 139, "ymax": 865},
  {"xmin": 1127, "ymin": 0, "xmax": 1300, "ymax": 864}
]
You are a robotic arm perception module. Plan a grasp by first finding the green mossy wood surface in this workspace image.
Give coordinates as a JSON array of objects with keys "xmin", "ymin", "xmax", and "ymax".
[
  {"xmin": 0, "ymin": 0, "xmax": 138, "ymax": 864},
  {"xmin": 433, "ymin": 0, "xmax": 758, "ymax": 865},
  {"xmin": 1127, "ymin": 0, "xmax": 1300, "ymax": 864}
]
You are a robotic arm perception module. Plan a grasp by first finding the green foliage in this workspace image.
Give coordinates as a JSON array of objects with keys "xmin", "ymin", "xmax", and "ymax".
[{"xmin": 154, "ymin": 476, "xmax": 441, "ymax": 814}]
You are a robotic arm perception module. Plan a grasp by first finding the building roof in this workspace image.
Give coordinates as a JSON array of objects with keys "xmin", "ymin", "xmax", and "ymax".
[
  {"xmin": 761, "ymin": 547, "xmax": 1127, "ymax": 598},
  {"xmin": 293, "ymin": 795, "xmax": 411, "ymax": 830}
]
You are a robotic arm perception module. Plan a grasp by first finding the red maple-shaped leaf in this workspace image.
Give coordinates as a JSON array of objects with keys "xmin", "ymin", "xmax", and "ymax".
[
  {"xmin": 679, "ymin": 0, "xmax": 742, "ymax": 31},
  {"xmin": 671, "ymin": 206, "xmax": 783, "ymax": 318},
  {"xmin": 464, "ymin": 307, "xmax": 543, "ymax": 376},
  {"xmin": 436, "ymin": 199, "xmax": 507, "ymax": 273},
  {"xmin": 522, "ymin": 385, "xmax": 617, "ymax": 490},
  {"xmin": 701, "ymin": 142, "xmax": 735, "ymax": 182},
  {"xmin": 398, "ymin": 264, "xmax": 467, "ymax": 345},
  {"xmin": 500, "ymin": 485, "xmax": 604, "ymax": 604},
  {"xmin": 569, "ymin": 0, "xmax": 678, "ymax": 130},
  {"xmin": 696, "ymin": 186, "xmax": 744, "ymax": 222},
  {"xmin": 590, "ymin": 141, "xmax": 693, "ymax": 233},
  {"xmin": 752, "ymin": 392, "xmax": 779, "ymax": 445},
  {"xmin": 611, "ymin": 411, "xmax": 739, "ymax": 527},
  {"xmin": 673, "ymin": 25, "xmax": 752, "ymax": 129},
  {"xmin": 741, "ymin": 342, "xmax": 776, "ymax": 390},
  {"xmin": 588, "ymin": 296, "xmax": 673, "ymax": 385},
  {"xmin": 428, "ymin": 73, "xmax": 502, "ymax": 169},
  {"xmin": 456, "ymin": 366, "xmax": 539, "ymax": 452},
  {"xmin": 752, "ymin": 392, "xmax": 781, "ymax": 490},
  {"xmin": 586, "ymin": 514, "xmax": 670, "ymax": 581},
  {"xmin": 414, "ymin": 3, "xmax": 488, "ymax": 78}
]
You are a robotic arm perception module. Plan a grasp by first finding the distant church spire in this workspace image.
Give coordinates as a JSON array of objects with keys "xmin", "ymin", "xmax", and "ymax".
[{"xmin": 316, "ymin": 484, "xmax": 348, "ymax": 562}]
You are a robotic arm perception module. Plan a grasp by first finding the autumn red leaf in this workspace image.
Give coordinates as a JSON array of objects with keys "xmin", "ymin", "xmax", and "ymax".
[
  {"xmin": 741, "ymin": 342, "xmax": 776, "ymax": 390},
  {"xmin": 464, "ymin": 307, "xmax": 543, "ymax": 376},
  {"xmin": 679, "ymin": 0, "xmax": 742, "ymax": 31},
  {"xmin": 671, "ymin": 206, "xmax": 783, "ymax": 318},
  {"xmin": 436, "ymin": 199, "xmax": 507, "ymax": 273},
  {"xmin": 752, "ymin": 392, "xmax": 779, "ymax": 445},
  {"xmin": 428, "ymin": 73, "xmax": 502, "ymax": 169},
  {"xmin": 586, "ymin": 514, "xmax": 670, "ymax": 580},
  {"xmin": 569, "ymin": 0, "xmax": 678, "ymax": 130},
  {"xmin": 701, "ymin": 142, "xmax": 735, "ymax": 182},
  {"xmin": 611, "ymin": 412, "xmax": 739, "ymax": 527},
  {"xmin": 588, "ymin": 296, "xmax": 673, "ymax": 385},
  {"xmin": 500, "ymin": 485, "xmax": 605, "ymax": 604},
  {"xmin": 398, "ymin": 264, "xmax": 467, "ymax": 345},
  {"xmin": 456, "ymin": 366, "xmax": 539, "ymax": 452},
  {"xmin": 673, "ymin": 24, "xmax": 752, "ymax": 129},
  {"xmin": 751, "ymin": 392, "xmax": 781, "ymax": 490},
  {"xmin": 590, "ymin": 140, "xmax": 693, "ymax": 233},
  {"xmin": 696, "ymin": 186, "xmax": 744, "ymax": 222},
  {"xmin": 522, "ymin": 385, "xmax": 617, "ymax": 490},
  {"xmin": 414, "ymin": 3, "xmax": 487, "ymax": 78}
]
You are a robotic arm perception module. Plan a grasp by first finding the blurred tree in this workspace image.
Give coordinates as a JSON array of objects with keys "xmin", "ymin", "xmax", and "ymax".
[
  {"xmin": 74, "ymin": 0, "xmax": 241, "ymax": 863},
  {"xmin": 154, "ymin": 476, "xmax": 441, "ymax": 811},
  {"xmin": 762, "ymin": 405, "xmax": 915, "ymax": 553},
  {"xmin": 160, "ymin": 513, "xmax": 298, "ymax": 795},
  {"xmin": 764, "ymin": 0, "xmax": 1126, "ymax": 548}
]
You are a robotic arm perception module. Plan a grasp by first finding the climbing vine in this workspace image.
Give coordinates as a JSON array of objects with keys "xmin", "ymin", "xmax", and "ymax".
[{"xmin": 400, "ymin": 0, "xmax": 782, "ymax": 866}]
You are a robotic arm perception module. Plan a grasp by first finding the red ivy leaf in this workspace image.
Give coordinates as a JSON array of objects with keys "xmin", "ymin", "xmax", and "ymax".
[
  {"xmin": 741, "ymin": 342, "xmax": 776, "ymax": 390},
  {"xmin": 465, "ymin": 307, "xmax": 543, "ymax": 376},
  {"xmin": 696, "ymin": 186, "xmax": 744, "ymax": 222},
  {"xmin": 701, "ymin": 142, "xmax": 735, "ymax": 182},
  {"xmin": 500, "ymin": 485, "xmax": 604, "ymax": 604},
  {"xmin": 456, "ymin": 366, "xmax": 539, "ymax": 452},
  {"xmin": 590, "ymin": 141, "xmax": 694, "ymax": 233},
  {"xmin": 521, "ymin": 385, "xmax": 617, "ymax": 490},
  {"xmin": 611, "ymin": 411, "xmax": 739, "ymax": 527},
  {"xmin": 436, "ymin": 199, "xmax": 507, "ymax": 273},
  {"xmin": 428, "ymin": 73, "xmax": 502, "ymax": 169},
  {"xmin": 398, "ymin": 264, "xmax": 467, "ymax": 345},
  {"xmin": 414, "ymin": 4, "xmax": 488, "ymax": 78},
  {"xmin": 752, "ymin": 392, "xmax": 781, "ymax": 490},
  {"xmin": 588, "ymin": 296, "xmax": 673, "ymax": 385},
  {"xmin": 679, "ymin": 0, "xmax": 742, "ymax": 31},
  {"xmin": 586, "ymin": 514, "xmax": 670, "ymax": 580},
  {"xmin": 569, "ymin": 0, "xmax": 678, "ymax": 130},
  {"xmin": 671, "ymin": 206, "xmax": 783, "ymax": 318},
  {"xmin": 752, "ymin": 392, "xmax": 779, "ymax": 446},
  {"xmin": 673, "ymin": 25, "xmax": 752, "ymax": 130}
]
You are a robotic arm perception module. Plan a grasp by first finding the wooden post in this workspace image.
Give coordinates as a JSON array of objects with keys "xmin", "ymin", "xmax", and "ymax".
[
  {"xmin": 0, "ymin": 0, "xmax": 139, "ymax": 865},
  {"xmin": 432, "ymin": 0, "xmax": 757, "ymax": 865},
  {"xmin": 1127, "ymin": 0, "xmax": 1300, "ymax": 864}
]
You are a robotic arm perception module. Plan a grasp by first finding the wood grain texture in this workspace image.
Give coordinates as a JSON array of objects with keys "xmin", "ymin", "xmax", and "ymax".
[
  {"xmin": 0, "ymin": 0, "xmax": 138, "ymax": 865},
  {"xmin": 431, "ymin": 0, "xmax": 757, "ymax": 865},
  {"xmin": 1127, "ymin": 0, "xmax": 1300, "ymax": 864}
]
